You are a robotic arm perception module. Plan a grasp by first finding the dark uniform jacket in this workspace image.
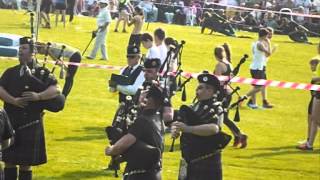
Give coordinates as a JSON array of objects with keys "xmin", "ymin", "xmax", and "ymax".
[
  {"xmin": 119, "ymin": 65, "xmax": 143, "ymax": 102},
  {"xmin": 0, "ymin": 63, "xmax": 57, "ymax": 165},
  {"xmin": 180, "ymin": 98, "xmax": 223, "ymax": 180},
  {"xmin": 124, "ymin": 109, "xmax": 164, "ymax": 179}
]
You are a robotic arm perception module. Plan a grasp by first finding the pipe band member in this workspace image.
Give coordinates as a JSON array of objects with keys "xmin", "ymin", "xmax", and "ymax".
[{"xmin": 0, "ymin": 37, "xmax": 64, "ymax": 180}]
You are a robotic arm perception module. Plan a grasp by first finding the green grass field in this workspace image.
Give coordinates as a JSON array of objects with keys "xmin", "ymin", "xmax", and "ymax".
[{"xmin": 0, "ymin": 9, "xmax": 319, "ymax": 180}]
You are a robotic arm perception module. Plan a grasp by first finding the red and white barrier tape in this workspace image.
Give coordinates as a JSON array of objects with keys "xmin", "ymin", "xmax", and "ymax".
[
  {"xmin": 1, "ymin": 57, "xmax": 320, "ymax": 91},
  {"xmin": 210, "ymin": 2, "xmax": 320, "ymax": 19},
  {"xmin": 172, "ymin": 72, "xmax": 320, "ymax": 92}
]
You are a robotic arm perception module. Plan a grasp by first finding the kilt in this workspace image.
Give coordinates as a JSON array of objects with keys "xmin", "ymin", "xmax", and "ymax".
[
  {"xmin": 3, "ymin": 118, "xmax": 47, "ymax": 166},
  {"xmin": 186, "ymin": 152, "xmax": 222, "ymax": 180}
]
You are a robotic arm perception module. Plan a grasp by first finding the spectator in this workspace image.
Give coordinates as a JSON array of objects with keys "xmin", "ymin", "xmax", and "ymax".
[
  {"xmin": 294, "ymin": 0, "xmax": 312, "ymax": 14},
  {"xmin": 297, "ymin": 44, "xmax": 320, "ymax": 150},
  {"xmin": 114, "ymin": 0, "xmax": 133, "ymax": 33},
  {"xmin": 139, "ymin": 0, "xmax": 158, "ymax": 22},
  {"xmin": 40, "ymin": 0, "xmax": 52, "ymax": 28},
  {"xmin": 67, "ymin": 0, "xmax": 76, "ymax": 22},
  {"xmin": 184, "ymin": 3, "xmax": 197, "ymax": 26},
  {"xmin": 127, "ymin": 6, "xmax": 144, "ymax": 47},
  {"xmin": 164, "ymin": 3, "xmax": 175, "ymax": 24},
  {"xmin": 313, "ymin": 0, "xmax": 320, "ymax": 13},
  {"xmin": 265, "ymin": 13, "xmax": 279, "ymax": 29},
  {"xmin": 141, "ymin": 33, "xmax": 160, "ymax": 59},
  {"xmin": 86, "ymin": 0, "xmax": 112, "ymax": 60},
  {"xmin": 154, "ymin": 28, "xmax": 167, "ymax": 66},
  {"xmin": 108, "ymin": 0, "xmax": 119, "ymax": 19},
  {"xmin": 54, "ymin": 0, "xmax": 67, "ymax": 28}
]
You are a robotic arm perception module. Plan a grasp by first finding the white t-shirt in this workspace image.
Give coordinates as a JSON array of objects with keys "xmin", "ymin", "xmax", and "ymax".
[
  {"xmin": 146, "ymin": 45, "xmax": 161, "ymax": 59},
  {"xmin": 250, "ymin": 41, "xmax": 267, "ymax": 70},
  {"xmin": 157, "ymin": 43, "xmax": 168, "ymax": 66}
]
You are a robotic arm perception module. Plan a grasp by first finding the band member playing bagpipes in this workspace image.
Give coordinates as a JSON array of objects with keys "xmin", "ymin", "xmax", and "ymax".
[
  {"xmin": 105, "ymin": 58, "xmax": 172, "ymax": 176},
  {"xmin": 213, "ymin": 44, "xmax": 248, "ymax": 148},
  {"xmin": 138, "ymin": 58, "xmax": 173, "ymax": 123},
  {"xmin": 109, "ymin": 45, "xmax": 145, "ymax": 103},
  {"xmin": 105, "ymin": 84, "xmax": 166, "ymax": 180},
  {"xmin": 171, "ymin": 72, "xmax": 232, "ymax": 180},
  {"xmin": 36, "ymin": 41, "xmax": 82, "ymax": 98},
  {"xmin": 0, "ymin": 37, "xmax": 65, "ymax": 180},
  {"xmin": 105, "ymin": 45, "xmax": 144, "ymax": 174}
]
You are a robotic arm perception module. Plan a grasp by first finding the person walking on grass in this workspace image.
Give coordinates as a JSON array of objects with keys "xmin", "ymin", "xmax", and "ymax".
[
  {"xmin": 246, "ymin": 28, "xmax": 277, "ymax": 109},
  {"xmin": 86, "ymin": 0, "xmax": 112, "ymax": 61},
  {"xmin": 114, "ymin": 0, "xmax": 133, "ymax": 33},
  {"xmin": 213, "ymin": 44, "xmax": 248, "ymax": 148},
  {"xmin": 297, "ymin": 43, "xmax": 320, "ymax": 151}
]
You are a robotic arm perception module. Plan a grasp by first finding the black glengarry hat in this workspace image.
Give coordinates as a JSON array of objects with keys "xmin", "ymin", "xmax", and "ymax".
[
  {"xmin": 127, "ymin": 45, "xmax": 140, "ymax": 56},
  {"xmin": 197, "ymin": 71, "xmax": 221, "ymax": 89},
  {"xmin": 19, "ymin": 37, "xmax": 32, "ymax": 45},
  {"xmin": 144, "ymin": 58, "xmax": 161, "ymax": 69}
]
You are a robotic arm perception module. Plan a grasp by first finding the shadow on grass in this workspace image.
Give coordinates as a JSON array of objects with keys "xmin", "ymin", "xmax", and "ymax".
[
  {"xmin": 237, "ymin": 145, "xmax": 320, "ymax": 158},
  {"xmin": 272, "ymin": 39, "xmax": 316, "ymax": 45},
  {"xmin": 55, "ymin": 126, "xmax": 106, "ymax": 142},
  {"xmin": 37, "ymin": 169, "xmax": 118, "ymax": 180}
]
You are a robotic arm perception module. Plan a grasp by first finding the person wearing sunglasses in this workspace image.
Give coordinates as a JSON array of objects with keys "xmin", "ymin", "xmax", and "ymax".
[{"xmin": 109, "ymin": 45, "xmax": 145, "ymax": 103}]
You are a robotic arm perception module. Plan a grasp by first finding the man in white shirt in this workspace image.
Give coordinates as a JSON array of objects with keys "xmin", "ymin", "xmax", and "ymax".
[
  {"xmin": 141, "ymin": 33, "xmax": 161, "ymax": 59},
  {"xmin": 154, "ymin": 28, "xmax": 168, "ymax": 66},
  {"xmin": 86, "ymin": 0, "xmax": 112, "ymax": 60},
  {"xmin": 109, "ymin": 45, "xmax": 145, "ymax": 102}
]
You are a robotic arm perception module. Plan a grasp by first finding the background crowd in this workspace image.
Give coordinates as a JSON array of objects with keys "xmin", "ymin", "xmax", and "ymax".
[{"xmin": 1, "ymin": 0, "xmax": 319, "ymax": 28}]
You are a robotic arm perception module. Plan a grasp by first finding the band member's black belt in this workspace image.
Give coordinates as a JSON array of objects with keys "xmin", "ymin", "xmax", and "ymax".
[
  {"xmin": 124, "ymin": 168, "xmax": 160, "ymax": 177},
  {"xmin": 124, "ymin": 169, "xmax": 147, "ymax": 176},
  {"xmin": 17, "ymin": 120, "xmax": 40, "ymax": 130},
  {"xmin": 190, "ymin": 150, "xmax": 221, "ymax": 164}
]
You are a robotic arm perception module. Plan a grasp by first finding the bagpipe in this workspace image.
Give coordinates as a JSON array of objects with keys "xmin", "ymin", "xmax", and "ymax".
[
  {"xmin": 105, "ymin": 95, "xmax": 161, "ymax": 177},
  {"xmin": 169, "ymin": 54, "xmax": 249, "ymax": 153},
  {"xmin": 222, "ymin": 54, "xmax": 249, "ymax": 122},
  {"xmin": 169, "ymin": 92, "xmax": 247, "ymax": 158},
  {"xmin": 170, "ymin": 97, "xmax": 232, "ymax": 161},
  {"xmin": 20, "ymin": 13, "xmax": 65, "ymax": 113},
  {"xmin": 159, "ymin": 39, "xmax": 186, "ymax": 99},
  {"xmin": 105, "ymin": 125, "xmax": 161, "ymax": 177},
  {"xmin": 104, "ymin": 94, "xmax": 139, "ymax": 177}
]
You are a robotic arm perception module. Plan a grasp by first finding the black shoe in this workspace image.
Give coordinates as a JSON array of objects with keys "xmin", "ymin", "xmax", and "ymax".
[
  {"xmin": 86, "ymin": 56, "xmax": 94, "ymax": 60},
  {"xmin": 262, "ymin": 100, "xmax": 273, "ymax": 109}
]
